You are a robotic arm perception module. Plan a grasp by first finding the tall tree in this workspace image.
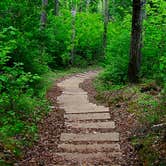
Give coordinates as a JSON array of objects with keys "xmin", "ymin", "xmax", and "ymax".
[
  {"xmin": 128, "ymin": 0, "xmax": 145, "ymax": 83},
  {"xmin": 54, "ymin": 0, "xmax": 59, "ymax": 15},
  {"xmin": 41, "ymin": 0, "xmax": 48, "ymax": 28},
  {"xmin": 86, "ymin": 0, "xmax": 90, "ymax": 12},
  {"xmin": 102, "ymin": 0, "xmax": 109, "ymax": 56},
  {"xmin": 71, "ymin": 1, "xmax": 77, "ymax": 65}
]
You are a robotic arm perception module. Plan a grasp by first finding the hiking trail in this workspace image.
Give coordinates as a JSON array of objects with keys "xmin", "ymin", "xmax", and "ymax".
[{"xmin": 55, "ymin": 71, "xmax": 121, "ymax": 165}]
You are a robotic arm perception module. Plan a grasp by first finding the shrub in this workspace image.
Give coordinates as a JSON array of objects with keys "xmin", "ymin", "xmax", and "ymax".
[
  {"xmin": 100, "ymin": 15, "xmax": 131, "ymax": 85},
  {"xmin": 0, "ymin": 28, "xmax": 49, "ymax": 161}
]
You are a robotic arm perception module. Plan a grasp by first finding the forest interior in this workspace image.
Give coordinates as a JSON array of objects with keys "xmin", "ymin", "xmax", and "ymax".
[{"xmin": 0, "ymin": 0, "xmax": 166, "ymax": 165}]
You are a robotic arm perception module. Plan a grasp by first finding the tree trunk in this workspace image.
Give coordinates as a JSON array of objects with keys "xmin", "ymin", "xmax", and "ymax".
[
  {"xmin": 71, "ymin": 4, "xmax": 77, "ymax": 65},
  {"xmin": 54, "ymin": 0, "xmax": 59, "ymax": 16},
  {"xmin": 102, "ymin": 0, "xmax": 109, "ymax": 56},
  {"xmin": 40, "ymin": 0, "xmax": 48, "ymax": 28},
  {"xmin": 128, "ymin": 0, "xmax": 144, "ymax": 83},
  {"xmin": 86, "ymin": 0, "xmax": 90, "ymax": 12}
]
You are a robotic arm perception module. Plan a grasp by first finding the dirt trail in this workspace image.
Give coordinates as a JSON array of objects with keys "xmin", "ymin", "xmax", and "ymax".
[{"xmin": 55, "ymin": 71, "xmax": 121, "ymax": 165}]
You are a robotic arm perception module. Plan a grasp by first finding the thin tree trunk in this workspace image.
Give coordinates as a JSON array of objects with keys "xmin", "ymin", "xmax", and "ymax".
[
  {"xmin": 86, "ymin": 0, "xmax": 90, "ymax": 12},
  {"xmin": 142, "ymin": 0, "xmax": 146, "ymax": 19},
  {"xmin": 128, "ymin": 0, "xmax": 144, "ymax": 83},
  {"xmin": 101, "ymin": 0, "xmax": 104, "ymax": 15},
  {"xmin": 54, "ymin": 0, "xmax": 59, "ymax": 16},
  {"xmin": 102, "ymin": 0, "xmax": 109, "ymax": 56},
  {"xmin": 40, "ymin": 0, "xmax": 48, "ymax": 28},
  {"xmin": 112, "ymin": 0, "xmax": 115, "ymax": 19},
  {"xmin": 71, "ymin": 4, "xmax": 77, "ymax": 65}
]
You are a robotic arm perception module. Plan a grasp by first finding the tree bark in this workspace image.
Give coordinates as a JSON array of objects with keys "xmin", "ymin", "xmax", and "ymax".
[
  {"xmin": 54, "ymin": 0, "xmax": 59, "ymax": 16},
  {"xmin": 86, "ymin": 0, "xmax": 90, "ymax": 12},
  {"xmin": 71, "ymin": 4, "xmax": 77, "ymax": 65},
  {"xmin": 102, "ymin": 0, "xmax": 109, "ymax": 56},
  {"xmin": 128, "ymin": 0, "xmax": 144, "ymax": 83},
  {"xmin": 40, "ymin": 0, "xmax": 48, "ymax": 28}
]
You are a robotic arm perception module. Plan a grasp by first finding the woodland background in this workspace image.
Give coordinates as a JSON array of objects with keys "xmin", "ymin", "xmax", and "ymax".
[{"xmin": 0, "ymin": 0, "xmax": 165, "ymax": 165}]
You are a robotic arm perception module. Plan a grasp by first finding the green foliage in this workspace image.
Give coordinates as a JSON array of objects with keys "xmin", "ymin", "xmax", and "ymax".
[
  {"xmin": 74, "ymin": 12, "xmax": 103, "ymax": 66},
  {"xmin": 159, "ymin": 56, "xmax": 166, "ymax": 91},
  {"xmin": 100, "ymin": 0, "xmax": 166, "ymax": 89},
  {"xmin": 100, "ymin": 15, "xmax": 131, "ymax": 85},
  {"xmin": 0, "ymin": 0, "xmax": 165, "ymax": 165},
  {"xmin": 46, "ymin": 10, "xmax": 103, "ymax": 67},
  {"xmin": 0, "ymin": 28, "xmax": 49, "ymax": 162},
  {"xmin": 46, "ymin": 10, "xmax": 72, "ymax": 67},
  {"xmin": 129, "ymin": 93, "xmax": 162, "ymax": 124},
  {"xmin": 109, "ymin": 0, "xmax": 132, "ymax": 19},
  {"xmin": 0, "ymin": 1, "xmax": 51, "ymax": 75},
  {"xmin": 142, "ymin": 0, "xmax": 166, "ymax": 84}
]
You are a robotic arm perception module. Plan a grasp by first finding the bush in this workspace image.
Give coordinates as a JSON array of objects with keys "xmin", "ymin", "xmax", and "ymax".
[
  {"xmin": 46, "ymin": 10, "xmax": 103, "ymax": 67},
  {"xmin": 141, "ymin": 0, "xmax": 166, "ymax": 82},
  {"xmin": 0, "ymin": 28, "xmax": 49, "ymax": 161},
  {"xmin": 75, "ymin": 12, "xmax": 103, "ymax": 64},
  {"xmin": 100, "ymin": 15, "xmax": 131, "ymax": 85}
]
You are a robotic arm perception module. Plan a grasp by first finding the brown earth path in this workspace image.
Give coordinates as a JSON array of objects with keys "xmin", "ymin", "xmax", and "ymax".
[{"xmin": 55, "ymin": 71, "xmax": 121, "ymax": 165}]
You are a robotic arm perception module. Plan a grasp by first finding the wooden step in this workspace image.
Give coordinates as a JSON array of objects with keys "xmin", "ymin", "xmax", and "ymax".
[
  {"xmin": 60, "ymin": 132, "xmax": 120, "ymax": 142},
  {"xmin": 58, "ymin": 143, "xmax": 120, "ymax": 152},
  {"xmin": 65, "ymin": 121, "xmax": 115, "ymax": 129},
  {"xmin": 65, "ymin": 112, "xmax": 110, "ymax": 121},
  {"xmin": 55, "ymin": 152, "xmax": 122, "ymax": 162}
]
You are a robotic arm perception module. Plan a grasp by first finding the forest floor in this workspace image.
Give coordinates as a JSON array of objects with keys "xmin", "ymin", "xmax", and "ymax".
[
  {"xmin": 17, "ymin": 70, "xmax": 140, "ymax": 166},
  {"xmin": 17, "ymin": 70, "xmax": 165, "ymax": 166}
]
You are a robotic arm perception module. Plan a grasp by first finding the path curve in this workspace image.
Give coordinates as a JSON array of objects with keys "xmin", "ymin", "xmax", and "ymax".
[{"xmin": 56, "ymin": 71, "xmax": 121, "ymax": 165}]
